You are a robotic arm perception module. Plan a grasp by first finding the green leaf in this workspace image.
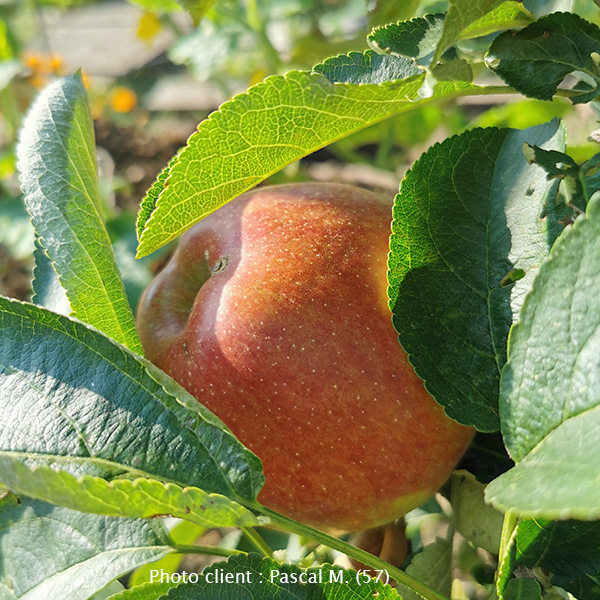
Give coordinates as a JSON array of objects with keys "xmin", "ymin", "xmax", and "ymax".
[
  {"xmin": 136, "ymin": 157, "xmax": 176, "ymax": 243},
  {"xmin": 457, "ymin": 2, "xmax": 534, "ymax": 42},
  {"xmin": 0, "ymin": 462, "xmax": 260, "ymax": 529},
  {"xmin": 486, "ymin": 407, "xmax": 600, "ymax": 518},
  {"xmin": 433, "ymin": 0, "xmax": 533, "ymax": 64},
  {"xmin": 314, "ymin": 51, "xmax": 421, "ymax": 84},
  {"xmin": 157, "ymin": 554, "xmax": 401, "ymax": 599},
  {"xmin": 400, "ymin": 538, "xmax": 452, "ymax": 600},
  {"xmin": 388, "ymin": 121, "xmax": 566, "ymax": 431},
  {"xmin": 135, "ymin": 69, "xmax": 427, "ymax": 257},
  {"xmin": 452, "ymin": 471, "xmax": 504, "ymax": 554},
  {"xmin": 486, "ymin": 13, "xmax": 600, "ymax": 102},
  {"xmin": 367, "ymin": 14, "xmax": 445, "ymax": 61},
  {"xmin": 497, "ymin": 519, "xmax": 600, "ymax": 599},
  {"xmin": 16, "ymin": 75, "xmax": 142, "ymax": 354},
  {"xmin": 498, "ymin": 193, "xmax": 600, "ymax": 462},
  {"xmin": 0, "ymin": 296, "xmax": 264, "ymax": 505},
  {"xmin": 106, "ymin": 582, "xmax": 174, "ymax": 600},
  {"xmin": 486, "ymin": 193, "xmax": 600, "ymax": 518},
  {"xmin": 0, "ymin": 493, "xmax": 173, "ymax": 600},
  {"xmin": 503, "ymin": 578, "xmax": 542, "ymax": 600}
]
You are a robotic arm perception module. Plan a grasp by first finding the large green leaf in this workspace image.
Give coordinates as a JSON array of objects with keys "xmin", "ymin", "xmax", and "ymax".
[
  {"xmin": 0, "ymin": 296, "xmax": 264, "ymax": 507},
  {"xmin": 388, "ymin": 121, "xmax": 565, "ymax": 431},
  {"xmin": 0, "ymin": 493, "xmax": 172, "ymax": 600},
  {"xmin": 135, "ymin": 69, "xmax": 427, "ymax": 257},
  {"xmin": 486, "ymin": 13, "xmax": 600, "ymax": 103},
  {"xmin": 486, "ymin": 193, "xmax": 600, "ymax": 518},
  {"xmin": 16, "ymin": 75, "xmax": 142, "ymax": 354}
]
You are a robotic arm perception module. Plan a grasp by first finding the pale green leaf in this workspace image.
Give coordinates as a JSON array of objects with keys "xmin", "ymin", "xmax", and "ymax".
[
  {"xmin": 128, "ymin": 520, "xmax": 205, "ymax": 587},
  {"xmin": 0, "ymin": 494, "xmax": 172, "ymax": 600},
  {"xmin": 486, "ymin": 407, "xmax": 600, "ymax": 519},
  {"xmin": 16, "ymin": 75, "xmax": 142, "ymax": 354},
  {"xmin": 452, "ymin": 471, "xmax": 504, "ymax": 554}
]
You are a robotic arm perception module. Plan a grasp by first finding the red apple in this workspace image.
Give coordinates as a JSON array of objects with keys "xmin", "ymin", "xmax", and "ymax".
[{"xmin": 137, "ymin": 182, "xmax": 473, "ymax": 532}]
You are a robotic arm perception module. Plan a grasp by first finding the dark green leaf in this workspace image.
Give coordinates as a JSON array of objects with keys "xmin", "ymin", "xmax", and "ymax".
[
  {"xmin": 0, "ymin": 296, "xmax": 264, "ymax": 504},
  {"xmin": 497, "ymin": 519, "xmax": 600, "ymax": 599},
  {"xmin": 0, "ymin": 494, "xmax": 172, "ymax": 600},
  {"xmin": 503, "ymin": 578, "xmax": 542, "ymax": 600},
  {"xmin": 486, "ymin": 13, "xmax": 600, "ymax": 102},
  {"xmin": 367, "ymin": 14, "xmax": 445, "ymax": 61},
  {"xmin": 314, "ymin": 51, "xmax": 421, "ymax": 84},
  {"xmin": 16, "ymin": 75, "xmax": 142, "ymax": 354},
  {"xmin": 388, "ymin": 121, "xmax": 565, "ymax": 431}
]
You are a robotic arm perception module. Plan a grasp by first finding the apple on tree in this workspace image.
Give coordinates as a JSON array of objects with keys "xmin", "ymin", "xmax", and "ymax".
[{"xmin": 137, "ymin": 182, "xmax": 473, "ymax": 533}]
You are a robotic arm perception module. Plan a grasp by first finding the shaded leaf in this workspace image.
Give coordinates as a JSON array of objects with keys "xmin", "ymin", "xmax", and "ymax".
[
  {"xmin": 16, "ymin": 75, "xmax": 142, "ymax": 354},
  {"xmin": 106, "ymin": 582, "xmax": 174, "ymax": 600},
  {"xmin": 503, "ymin": 578, "xmax": 542, "ymax": 600},
  {"xmin": 388, "ymin": 121, "xmax": 565, "ymax": 431},
  {"xmin": 31, "ymin": 235, "xmax": 69, "ymax": 315}
]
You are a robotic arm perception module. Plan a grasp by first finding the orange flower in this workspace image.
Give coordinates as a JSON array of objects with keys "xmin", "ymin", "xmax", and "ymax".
[{"xmin": 110, "ymin": 86, "xmax": 138, "ymax": 112}]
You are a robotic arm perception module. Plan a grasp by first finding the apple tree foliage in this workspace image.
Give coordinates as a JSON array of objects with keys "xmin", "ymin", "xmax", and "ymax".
[{"xmin": 2, "ymin": 1, "xmax": 600, "ymax": 599}]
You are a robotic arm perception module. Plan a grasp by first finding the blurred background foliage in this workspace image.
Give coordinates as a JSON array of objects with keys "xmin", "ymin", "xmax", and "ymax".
[{"xmin": 0, "ymin": 0, "xmax": 599, "ymax": 309}]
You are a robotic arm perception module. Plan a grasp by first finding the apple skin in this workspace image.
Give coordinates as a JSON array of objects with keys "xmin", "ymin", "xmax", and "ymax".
[{"xmin": 137, "ymin": 182, "xmax": 473, "ymax": 532}]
